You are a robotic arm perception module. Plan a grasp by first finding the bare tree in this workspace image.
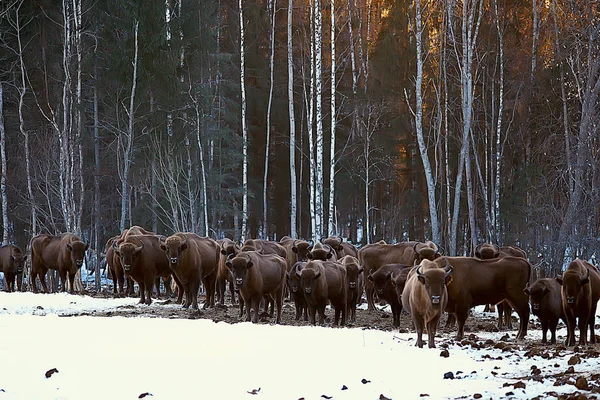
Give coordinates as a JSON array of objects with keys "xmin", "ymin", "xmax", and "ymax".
[
  {"xmin": 263, "ymin": 0, "xmax": 276, "ymax": 239},
  {"xmin": 239, "ymin": 0, "xmax": 249, "ymax": 241},
  {"xmin": 314, "ymin": 0, "xmax": 324, "ymax": 239},
  {"xmin": 0, "ymin": 81, "xmax": 8, "ymax": 244},
  {"xmin": 288, "ymin": 0, "xmax": 298, "ymax": 238},
  {"xmin": 327, "ymin": 0, "xmax": 336, "ymax": 237},
  {"xmin": 119, "ymin": 20, "xmax": 139, "ymax": 232}
]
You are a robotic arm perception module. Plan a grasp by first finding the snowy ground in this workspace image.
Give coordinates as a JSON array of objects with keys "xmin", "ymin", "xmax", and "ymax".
[{"xmin": 0, "ymin": 292, "xmax": 598, "ymax": 399}]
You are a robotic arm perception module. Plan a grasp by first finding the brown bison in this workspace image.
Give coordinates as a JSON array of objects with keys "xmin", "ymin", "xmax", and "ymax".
[
  {"xmin": 298, "ymin": 260, "xmax": 347, "ymax": 326},
  {"xmin": 286, "ymin": 261, "xmax": 308, "ymax": 321},
  {"xmin": 368, "ymin": 263, "xmax": 412, "ymax": 328},
  {"xmin": 30, "ymin": 233, "xmax": 88, "ymax": 294},
  {"xmin": 524, "ymin": 278, "xmax": 566, "ymax": 344},
  {"xmin": 279, "ymin": 236, "xmax": 312, "ymax": 267},
  {"xmin": 403, "ymin": 259, "xmax": 453, "ymax": 348},
  {"xmin": 358, "ymin": 241, "xmax": 440, "ymax": 310},
  {"xmin": 0, "ymin": 245, "xmax": 26, "ymax": 292},
  {"xmin": 307, "ymin": 242, "xmax": 337, "ymax": 261},
  {"xmin": 113, "ymin": 234, "xmax": 182, "ymax": 305},
  {"xmin": 161, "ymin": 233, "xmax": 220, "ymax": 309},
  {"xmin": 435, "ymin": 256, "xmax": 531, "ymax": 340},
  {"xmin": 226, "ymin": 251, "xmax": 287, "ymax": 323},
  {"xmin": 322, "ymin": 237, "xmax": 359, "ymax": 259},
  {"xmin": 339, "ymin": 255, "xmax": 364, "ymax": 323},
  {"xmin": 104, "ymin": 235, "xmax": 134, "ymax": 296},
  {"xmin": 474, "ymin": 243, "xmax": 528, "ymax": 329},
  {"xmin": 556, "ymin": 259, "xmax": 600, "ymax": 346},
  {"xmin": 217, "ymin": 238, "xmax": 239, "ymax": 305}
]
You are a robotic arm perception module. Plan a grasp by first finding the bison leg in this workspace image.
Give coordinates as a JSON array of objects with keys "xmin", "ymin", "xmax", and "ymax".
[
  {"xmin": 391, "ymin": 303, "xmax": 400, "ymax": 328},
  {"xmin": 163, "ymin": 276, "xmax": 173, "ymax": 298},
  {"xmin": 68, "ymin": 272, "xmax": 76, "ymax": 294},
  {"xmin": 589, "ymin": 304, "xmax": 598, "ymax": 344},
  {"xmin": 413, "ymin": 314, "xmax": 425, "ymax": 348},
  {"xmin": 541, "ymin": 320, "xmax": 549, "ymax": 344},
  {"xmin": 248, "ymin": 296, "xmax": 256, "ymax": 323},
  {"xmin": 216, "ymin": 276, "xmax": 225, "ymax": 306},
  {"xmin": 59, "ymin": 271, "xmax": 68, "ymax": 293},
  {"xmin": 239, "ymin": 297, "xmax": 245, "ymax": 318},
  {"xmin": 171, "ymin": 274, "xmax": 184, "ymax": 305},
  {"xmin": 229, "ymin": 279, "xmax": 237, "ymax": 305},
  {"xmin": 181, "ymin": 282, "xmax": 191, "ymax": 308},
  {"xmin": 334, "ymin": 305, "xmax": 341, "ymax": 326},
  {"xmin": 564, "ymin": 312, "xmax": 576, "ymax": 346},
  {"xmin": 39, "ymin": 269, "xmax": 50, "ymax": 294},
  {"xmin": 366, "ymin": 280, "xmax": 376, "ymax": 311},
  {"xmin": 205, "ymin": 274, "xmax": 217, "ymax": 308},
  {"xmin": 307, "ymin": 304, "xmax": 316, "ymax": 325},
  {"xmin": 506, "ymin": 297, "xmax": 529, "ymax": 340},
  {"xmin": 578, "ymin": 315, "xmax": 589, "ymax": 346},
  {"xmin": 549, "ymin": 318, "xmax": 559, "ymax": 345},
  {"xmin": 190, "ymin": 280, "xmax": 201, "ymax": 310},
  {"xmin": 318, "ymin": 305, "xmax": 326, "ymax": 326},
  {"xmin": 454, "ymin": 309, "xmax": 469, "ymax": 341},
  {"xmin": 154, "ymin": 277, "xmax": 162, "ymax": 299},
  {"xmin": 274, "ymin": 287, "xmax": 283, "ymax": 324},
  {"xmin": 138, "ymin": 281, "xmax": 146, "ymax": 304},
  {"xmin": 16, "ymin": 274, "xmax": 23, "ymax": 292},
  {"xmin": 294, "ymin": 299, "xmax": 302, "ymax": 320},
  {"xmin": 427, "ymin": 316, "xmax": 440, "ymax": 348}
]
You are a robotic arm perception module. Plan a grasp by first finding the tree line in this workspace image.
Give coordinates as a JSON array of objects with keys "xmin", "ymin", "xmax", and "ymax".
[{"xmin": 0, "ymin": 0, "xmax": 599, "ymax": 275}]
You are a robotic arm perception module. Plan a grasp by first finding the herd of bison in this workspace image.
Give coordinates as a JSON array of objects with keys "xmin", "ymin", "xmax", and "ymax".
[{"xmin": 1, "ymin": 226, "xmax": 599, "ymax": 351}]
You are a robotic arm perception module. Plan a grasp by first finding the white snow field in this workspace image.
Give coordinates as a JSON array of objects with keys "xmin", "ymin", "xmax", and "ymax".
[{"xmin": 0, "ymin": 292, "xmax": 598, "ymax": 400}]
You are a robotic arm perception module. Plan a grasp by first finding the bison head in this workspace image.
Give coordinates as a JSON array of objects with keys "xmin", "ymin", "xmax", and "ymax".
[
  {"xmin": 368, "ymin": 270, "xmax": 391, "ymax": 297},
  {"xmin": 307, "ymin": 242, "xmax": 334, "ymax": 261},
  {"xmin": 241, "ymin": 239, "xmax": 261, "ymax": 253},
  {"xmin": 524, "ymin": 282, "xmax": 550, "ymax": 313},
  {"xmin": 220, "ymin": 239, "xmax": 239, "ymax": 257},
  {"xmin": 556, "ymin": 268, "xmax": 589, "ymax": 307},
  {"xmin": 114, "ymin": 242, "xmax": 144, "ymax": 272},
  {"xmin": 226, "ymin": 254, "xmax": 253, "ymax": 289},
  {"xmin": 161, "ymin": 236, "xmax": 188, "ymax": 268},
  {"xmin": 474, "ymin": 243, "xmax": 500, "ymax": 259},
  {"xmin": 292, "ymin": 240, "xmax": 311, "ymax": 262},
  {"xmin": 298, "ymin": 266, "xmax": 322, "ymax": 295},
  {"xmin": 10, "ymin": 250, "xmax": 26, "ymax": 274},
  {"xmin": 287, "ymin": 262, "xmax": 305, "ymax": 293},
  {"xmin": 345, "ymin": 261, "xmax": 363, "ymax": 290},
  {"xmin": 66, "ymin": 240, "xmax": 89, "ymax": 269},
  {"xmin": 416, "ymin": 260, "xmax": 453, "ymax": 307}
]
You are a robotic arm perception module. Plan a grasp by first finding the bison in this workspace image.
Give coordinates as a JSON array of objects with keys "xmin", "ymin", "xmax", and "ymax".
[
  {"xmin": 368, "ymin": 263, "xmax": 412, "ymax": 328},
  {"xmin": 322, "ymin": 237, "xmax": 358, "ymax": 259},
  {"xmin": 113, "ymin": 234, "xmax": 182, "ymax": 305},
  {"xmin": 298, "ymin": 260, "xmax": 347, "ymax": 326},
  {"xmin": 161, "ymin": 233, "xmax": 220, "ymax": 309},
  {"xmin": 358, "ymin": 241, "xmax": 440, "ymax": 310},
  {"xmin": 556, "ymin": 259, "xmax": 600, "ymax": 346},
  {"xmin": 279, "ymin": 236, "xmax": 312, "ymax": 267},
  {"xmin": 474, "ymin": 243, "xmax": 528, "ymax": 329},
  {"xmin": 0, "ymin": 244, "xmax": 26, "ymax": 292},
  {"xmin": 217, "ymin": 238, "xmax": 239, "ymax": 305},
  {"xmin": 30, "ymin": 233, "xmax": 88, "ymax": 294},
  {"xmin": 435, "ymin": 256, "xmax": 531, "ymax": 340},
  {"xmin": 104, "ymin": 235, "xmax": 134, "ymax": 296},
  {"xmin": 240, "ymin": 239, "xmax": 287, "ymax": 259},
  {"xmin": 339, "ymin": 255, "xmax": 364, "ymax": 323},
  {"xmin": 524, "ymin": 278, "xmax": 566, "ymax": 344},
  {"xmin": 286, "ymin": 261, "xmax": 308, "ymax": 321},
  {"xmin": 226, "ymin": 251, "xmax": 287, "ymax": 323},
  {"xmin": 403, "ymin": 259, "xmax": 453, "ymax": 348}
]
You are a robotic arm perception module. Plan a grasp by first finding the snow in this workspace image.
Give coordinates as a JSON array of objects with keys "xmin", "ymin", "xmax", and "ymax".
[{"xmin": 0, "ymin": 292, "xmax": 596, "ymax": 399}]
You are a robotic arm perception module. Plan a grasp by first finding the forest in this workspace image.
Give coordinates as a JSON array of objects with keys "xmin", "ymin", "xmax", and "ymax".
[{"xmin": 0, "ymin": 0, "xmax": 599, "ymax": 274}]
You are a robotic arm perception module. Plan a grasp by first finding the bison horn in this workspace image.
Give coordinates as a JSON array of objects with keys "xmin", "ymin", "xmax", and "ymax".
[
  {"xmin": 428, "ymin": 241, "xmax": 438, "ymax": 252},
  {"xmin": 413, "ymin": 242, "xmax": 419, "ymax": 253},
  {"xmin": 444, "ymin": 265, "xmax": 454, "ymax": 276},
  {"xmin": 134, "ymin": 244, "xmax": 144, "ymax": 253},
  {"xmin": 474, "ymin": 243, "xmax": 483, "ymax": 258},
  {"xmin": 335, "ymin": 237, "xmax": 342, "ymax": 246},
  {"xmin": 582, "ymin": 268, "xmax": 590, "ymax": 283},
  {"xmin": 416, "ymin": 266, "xmax": 424, "ymax": 277}
]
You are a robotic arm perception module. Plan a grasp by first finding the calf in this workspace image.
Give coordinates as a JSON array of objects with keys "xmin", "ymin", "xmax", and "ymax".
[
  {"xmin": 226, "ymin": 251, "xmax": 286, "ymax": 323},
  {"xmin": 524, "ymin": 278, "xmax": 566, "ymax": 344},
  {"xmin": 556, "ymin": 259, "xmax": 600, "ymax": 346},
  {"xmin": 402, "ymin": 259, "xmax": 453, "ymax": 348},
  {"xmin": 339, "ymin": 255, "xmax": 364, "ymax": 323},
  {"xmin": 161, "ymin": 233, "xmax": 220, "ymax": 309},
  {"xmin": 0, "ymin": 245, "xmax": 26, "ymax": 292},
  {"xmin": 298, "ymin": 260, "xmax": 347, "ymax": 326},
  {"xmin": 286, "ymin": 262, "xmax": 308, "ymax": 321},
  {"xmin": 368, "ymin": 263, "xmax": 411, "ymax": 328}
]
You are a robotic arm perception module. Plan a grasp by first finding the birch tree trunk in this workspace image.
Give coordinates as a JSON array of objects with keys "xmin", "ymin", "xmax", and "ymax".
[
  {"xmin": 194, "ymin": 102, "xmax": 210, "ymax": 237},
  {"xmin": 307, "ymin": 2, "xmax": 317, "ymax": 240},
  {"xmin": 119, "ymin": 20, "xmax": 139, "ymax": 232},
  {"xmin": 327, "ymin": 0, "xmax": 336, "ymax": 237},
  {"xmin": 288, "ymin": 0, "xmax": 298, "ymax": 238},
  {"xmin": 239, "ymin": 0, "xmax": 249, "ymax": 242},
  {"xmin": 448, "ymin": 0, "xmax": 483, "ymax": 255},
  {"xmin": 60, "ymin": 0, "xmax": 73, "ymax": 231},
  {"xmin": 412, "ymin": 0, "xmax": 441, "ymax": 245},
  {"xmin": 0, "ymin": 82, "xmax": 8, "ymax": 244},
  {"xmin": 263, "ymin": 0, "xmax": 276, "ymax": 239},
  {"xmin": 314, "ymin": 0, "xmax": 324, "ymax": 239},
  {"xmin": 73, "ymin": 0, "xmax": 84, "ymax": 236},
  {"xmin": 492, "ymin": 0, "xmax": 504, "ymax": 243},
  {"xmin": 93, "ymin": 63, "xmax": 101, "ymax": 290}
]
